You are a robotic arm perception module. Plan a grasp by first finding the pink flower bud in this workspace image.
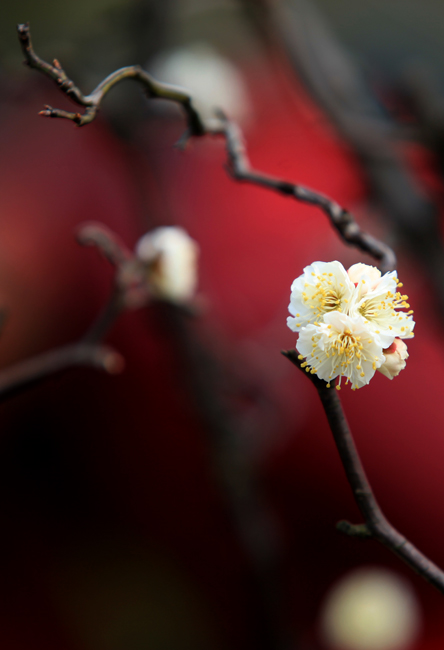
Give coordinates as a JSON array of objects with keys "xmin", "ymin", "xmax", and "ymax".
[
  {"xmin": 378, "ymin": 338, "xmax": 409, "ymax": 380},
  {"xmin": 347, "ymin": 263, "xmax": 382, "ymax": 292}
]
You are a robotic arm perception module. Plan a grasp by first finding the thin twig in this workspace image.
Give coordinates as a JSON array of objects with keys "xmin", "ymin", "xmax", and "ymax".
[
  {"xmin": 0, "ymin": 225, "xmax": 133, "ymax": 404},
  {"xmin": 238, "ymin": 0, "xmax": 444, "ymax": 314},
  {"xmin": 17, "ymin": 22, "xmax": 205, "ymax": 135},
  {"xmin": 17, "ymin": 22, "xmax": 396, "ymax": 273},
  {"xmin": 283, "ymin": 349, "xmax": 444, "ymax": 594},
  {"xmin": 217, "ymin": 112, "xmax": 396, "ymax": 273},
  {"xmin": 0, "ymin": 343, "xmax": 123, "ymax": 402},
  {"xmin": 82, "ymin": 288, "xmax": 124, "ymax": 345},
  {"xmin": 76, "ymin": 222, "xmax": 133, "ymax": 267}
]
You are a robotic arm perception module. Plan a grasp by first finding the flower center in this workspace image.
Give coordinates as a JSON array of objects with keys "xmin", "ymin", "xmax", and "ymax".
[
  {"xmin": 337, "ymin": 331, "xmax": 359, "ymax": 358},
  {"xmin": 302, "ymin": 274, "xmax": 344, "ymax": 317},
  {"xmin": 358, "ymin": 300, "xmax": 377, "ymax": 320},
  {"xmin": 322, "ymin": 289, "xmax": 342, "ymax": 312}
]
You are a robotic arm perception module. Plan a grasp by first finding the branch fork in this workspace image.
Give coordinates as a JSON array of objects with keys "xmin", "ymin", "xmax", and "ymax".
[
  {"xmin": 18, "ymin": 22, "xmax": 395, "ymax": 272},
  {"xmin": 283, "ymin": 348, "xmax": 444, "ymax": 594},
  {"xmin": 18, "ymin": 21, "xmax": 443, "ymax": 595}
]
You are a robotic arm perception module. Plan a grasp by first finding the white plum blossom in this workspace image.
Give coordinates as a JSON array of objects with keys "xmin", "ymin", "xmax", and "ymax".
[
  {"xmin": 378, "ymin": 338, "xmax": 409, "ymax": 380},
  {"xmin": 287, "ymin": 261, "xmax": 355, "ymax": 332},
  {"xmin": 347, "ymin": 264, "xmax": 415, "ymax": 341},
  {"xmin": 296, "ymin": 311, "xmax": 386, "ymax": 390},
  {"xmin": 135, "ymin": 226, "xmax": 199, "ymax": 303},
  {"xmin": 288, "ymin": 261, "xmax": 415, "ymax": 389}
]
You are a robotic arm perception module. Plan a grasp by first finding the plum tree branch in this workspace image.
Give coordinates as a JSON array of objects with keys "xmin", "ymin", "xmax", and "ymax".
[
  {"xmin": 0, "ymin": 343, "xmax": 123, "ymax": 402},
  {"xmin": 218, "ymin": 113, "xmax": 396, "ymax": 273},
  {"xmin": 17, "ymin": 22, "xmax": 205, "ymax": 135},
  {"xmin": 17, "ymin": 22, "xmax": 396, "ymax": 274},
  {"xmin": 283, "ymin": 349, "xmax": 444, "ymax": 594},
  {"xmin": 0, "ymin": 225, "xmax": 134, "ymax": 404}
]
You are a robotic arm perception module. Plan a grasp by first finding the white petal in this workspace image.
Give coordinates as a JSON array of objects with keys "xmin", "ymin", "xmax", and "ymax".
[
  {"xmin": 287, "ymin": 262, "xmax": 355, "ymax": 332},
  {"xmin": 296, "ymin": 313, "xmax": 385, "ymax": 389},
  {"xmin": 348, "ymin": 263, "xmax": 382, "ymax": 288},
  {"xmin": 135, "ymin": 227, "xmax": 199, "ymax": 302}
]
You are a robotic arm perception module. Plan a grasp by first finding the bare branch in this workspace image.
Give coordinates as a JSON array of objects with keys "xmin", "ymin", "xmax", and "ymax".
[
  {"xmin": 283, "ymin": 349, "xmax": 444, "ymax": 594},
  {"xmin": 18, "ymin": 23, "xmax": 396, "ymax": 273},
  {"xmin": 336, "ymin": 520, "xmax": 372, "ymax": 539},
  {"xmin": 217, "ymin": 113, "xmax": 396, "ymax": 273},
  {"xmin": 0, "ymin": 224, "xmax": 136, "ymax": 404},
  {"xmin": 0, "ymin": 343, "xmax": 124, "ymax": 402},
  {"xmin": 238, "ymin": 0, "xmax": 444, "ymax": 318},
  {"xmin": 17, "ymin": 22, "xmax": 205, "ymax": 135},
  {"xmin": 76, "ymin": 222, "xmax": 133, "ymax": 267}
]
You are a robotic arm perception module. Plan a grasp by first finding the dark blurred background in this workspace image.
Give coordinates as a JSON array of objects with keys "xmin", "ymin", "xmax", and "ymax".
[{"xmin": 1, "ymin": 1, "xmax": 444, "ymax": 649}]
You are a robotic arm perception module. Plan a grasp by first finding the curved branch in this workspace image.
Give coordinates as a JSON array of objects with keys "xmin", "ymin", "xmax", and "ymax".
[
  {"xmin": 0, "ymin": 343, "xmax": 124, "ymax": 402},
  {"xmin": 218, "ymin": 113, "xmax": 396, "ymax": 273},
  {"xmin": 0, "ymin": 224, "xmax": 134, "ymax": 404},
  {"xmin": 283, "ymin": 349, "xmax": 444, "ymax": 594},
  {"xmin": 17, "ymin": 22, "xmax": 205, "ymax": 135},
  {"xmin": 17, "ymin": 23, "xmax": 396, "ymax": 272},
  {"xmin": 76, "ymin": 222, "xmax": 133, "ymax": 267}
]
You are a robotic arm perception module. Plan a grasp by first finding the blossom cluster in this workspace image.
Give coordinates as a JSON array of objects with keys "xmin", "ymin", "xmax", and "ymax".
[{"xmin": 287, "ymin": 262, "xmax": 415, "ymax": 390}]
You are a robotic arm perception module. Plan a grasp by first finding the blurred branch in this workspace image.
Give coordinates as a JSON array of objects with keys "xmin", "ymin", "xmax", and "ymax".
[
  {"xmin": 283, "ymin": 349, "xmax": 444, "ymax": 595},
  {"xmin": 18, "ymin": 23, "xmax": 396, "ymax": 272},
  {"xmin": 77, "ymin": 222, "xmax": 133, "ymax": 267},
  {"xmin": 0, "ymin": 224, "xmax": 135, "ymax": 404},
  {"xmin": 402, "ymin": 66, "xmax": 444, "ymax": 179},
  {"xmin": 77, "ymin": 224, "xmax": 131, "ymax": 344},
  {"xmin": 158, "ymin": 304, "xmax": 290, "ymax": 650},
  {"xmin": 0, "ymin": 343, "xmax": 123, "ymax": 402}
]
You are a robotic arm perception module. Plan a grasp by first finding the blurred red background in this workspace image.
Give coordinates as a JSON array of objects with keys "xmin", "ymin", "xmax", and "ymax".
[{"xmin": 1, "ymin": 2, "xmax": 444, "ymax": 649}]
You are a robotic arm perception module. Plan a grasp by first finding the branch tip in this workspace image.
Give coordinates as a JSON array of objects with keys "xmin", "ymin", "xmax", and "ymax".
[
  {"xmin": 99, "ymin": 349, "xmax": 125, "ymax": 374},
  {"xmin": 336, "ymin": 520, "xmax": 372, "ymax": 539},
  {"xmin": 38, "ymin": 105, "xmax": 53, "ymax": 117},
  {"xmin": 17, "ymin": 26, "xmax": 396, "ymax": 270}
]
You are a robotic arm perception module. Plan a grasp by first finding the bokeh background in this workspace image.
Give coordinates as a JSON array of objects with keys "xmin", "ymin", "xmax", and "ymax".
[{"xmin": 1, "ymin": 1, "xmax": 444, "ymax": 649}]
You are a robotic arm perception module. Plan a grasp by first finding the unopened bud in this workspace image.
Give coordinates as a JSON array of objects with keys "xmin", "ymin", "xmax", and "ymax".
[
  {"xmin": 135, "ymin": 227, "xmax": 199, "ymax": 303},
  {"xmin": 378, "ymin": 338, "xmax": 408, "ymax": 380}
]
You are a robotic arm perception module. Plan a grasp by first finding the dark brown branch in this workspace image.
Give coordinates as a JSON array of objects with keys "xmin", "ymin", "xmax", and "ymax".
[
  {"xmin": 0, "ymin": 225, "xmax": 135, "ymax": 404},
  {"xmin": 82, "ymin": 288, "xmax": 124, "ymax": 345},
  {"xmin": 0, "ymin": 343, "xmax": 124, "ymax": 402},
  {"xmin": 217, "ymin": 113, "xmax": 396, "ymax": 273},
  {"xmin": 76, "ymin": 222, "xmax": 133, "ymax": 267},
  {"xmin": 18, "ymin": 24, "xmax": 396, "ymax": 273},
  {"xmin": 17, "ymin": 22, "xmax": 205, "ymax": 135},
  {"xmin": 283, "ymin": 349, "xmax": 444, "ymax": 594},
  {"xmin": 76, "ymin": 224, "xmax": 130, "ymax": 344},
  {"xmin": 239, "ymin": 0, "xmax": 444, "ymax": 315}
]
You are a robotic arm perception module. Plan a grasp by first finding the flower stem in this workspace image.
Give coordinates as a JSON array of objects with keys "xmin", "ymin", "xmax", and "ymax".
[{"xmin": 284, "ymin": 348, "xmax": 444, "ymax": 595}]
